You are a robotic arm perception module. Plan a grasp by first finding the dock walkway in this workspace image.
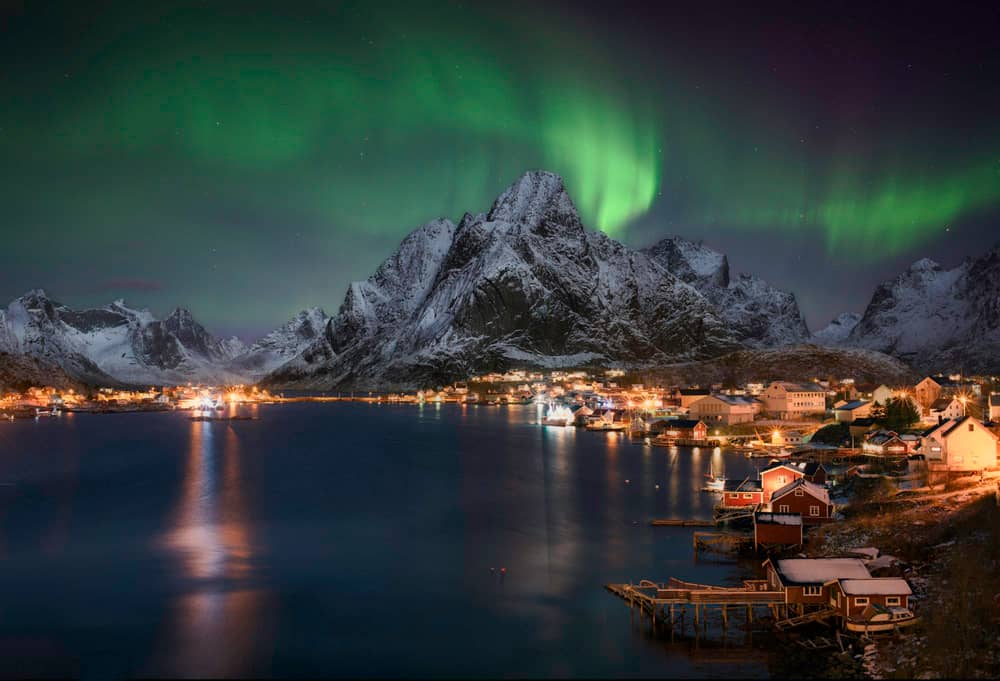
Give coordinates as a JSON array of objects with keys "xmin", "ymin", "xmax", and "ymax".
[{"xmin": 604, "ymin": 578, "xmax": 785, "ymax": 637}]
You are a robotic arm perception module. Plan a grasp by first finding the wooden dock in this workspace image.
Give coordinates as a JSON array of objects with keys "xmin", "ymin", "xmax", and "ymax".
[
  {"xmin": 692, "ymin": 531, "xmax": 754, "ymax": 554},
  {"xmin": 650, "ymin": 518, "xmax": 716, "ymax": 527},
  {"xmin": 605, "ymin": 578, "xmax": 786, "ymax": 638},
  {"xmin": 774, "ymin": 607, "xmax": 839, "ymax": 631}
]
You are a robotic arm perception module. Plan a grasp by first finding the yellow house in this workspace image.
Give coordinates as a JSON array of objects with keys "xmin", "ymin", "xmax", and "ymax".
[
  {"xmin": 761, "ymin": 382, "xmax": 827, "ymax": 420},
  {"xmin": 920, "ymin": 416, "xmax": 999, "ymax": 472}
]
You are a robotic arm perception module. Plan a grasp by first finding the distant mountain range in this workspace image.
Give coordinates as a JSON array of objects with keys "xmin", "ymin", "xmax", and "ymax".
[
  {"xmin": 1, "ymin": 171, "xmax": 995, "ymax": 390},
  {"xmin": 813, "ymin": 246, "xmax": 1000, "ymax": 374}
]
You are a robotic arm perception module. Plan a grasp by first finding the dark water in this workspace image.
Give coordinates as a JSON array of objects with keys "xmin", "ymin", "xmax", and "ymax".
[{"xmin": 0, "ymin": 403, "xmax": 774, "ymax": 678}]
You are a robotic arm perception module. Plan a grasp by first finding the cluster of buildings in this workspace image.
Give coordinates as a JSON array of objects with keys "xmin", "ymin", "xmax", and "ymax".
[{"xmin": 0, "ymin": 384, "xmax": 278, "ymax": 416}]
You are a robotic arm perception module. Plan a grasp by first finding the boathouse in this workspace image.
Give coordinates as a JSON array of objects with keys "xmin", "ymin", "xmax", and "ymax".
[
  {"xmin": 763, "ymin": 557, "xmax": 871, "ymax": 612},
  {"xmin": 824, "ymin": 578, "xmax": 912, "ymax": 619},
  {"xmin": 753, "ymin": 512, "xmax": 803, "ymax": 550},
  {"xmin": 721, "ymin": 479, "xmax": 763, "ymax": 507}
]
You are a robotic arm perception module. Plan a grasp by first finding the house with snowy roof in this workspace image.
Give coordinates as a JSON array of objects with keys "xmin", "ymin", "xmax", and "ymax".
[
  {"xmin": 762, "ymin": 557, "xmax": 871, "ymax": 612},
  {"xmin": 767, "ymin": 478, "xmax": 834, "ymax": 524}
]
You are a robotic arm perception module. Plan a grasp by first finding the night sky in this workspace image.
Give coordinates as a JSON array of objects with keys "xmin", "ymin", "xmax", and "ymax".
[{"xmin": 2, "ymin": 0, "xmax": 998, "ymax": 338}]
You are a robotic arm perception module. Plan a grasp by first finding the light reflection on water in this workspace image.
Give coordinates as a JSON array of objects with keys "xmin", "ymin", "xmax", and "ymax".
[
  {"xmin": 0, "ymin": 403, "xmax": 770, "ymax": 678},
  {"xmin": 150, "ymin": 420, "xmax": 271, "ymax": 677}
]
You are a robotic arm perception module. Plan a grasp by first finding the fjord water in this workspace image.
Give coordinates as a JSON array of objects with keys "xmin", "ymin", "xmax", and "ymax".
[{"xmin": 0, "ymin": 403, "xmax": 771, "ymax": 678}]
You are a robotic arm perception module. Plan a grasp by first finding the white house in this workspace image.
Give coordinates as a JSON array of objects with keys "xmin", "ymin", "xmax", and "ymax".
[
  {"xmin": 761, "ymin": 382, "xmax": 827, "ymax": 420},
  {"xmin": 834, "ymin": 400, "xmax": 871, "ymax": 423},
  {"xmin": 927, "ymin": 397, "xmax": 964, "ymax": 422},
  {"xmin": 989, "ymin": 394, "xmax": 1000, "ymax": 423},
  {"xmin": 920, "ymin": 416, "xmax": 999, "ymax": 472},
  {"xmin": 689, "ymin": 394, "xmax": 755, "ymax": 425}
]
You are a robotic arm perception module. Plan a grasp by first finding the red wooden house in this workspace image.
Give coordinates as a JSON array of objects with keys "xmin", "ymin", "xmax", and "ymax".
[
  {"xmin": 767, "ymin": 478, "xmax": 835, "ymax": 524},
  {"xmin": 760, "ymin": 463, "xmax": 807, "ymax": 502},
  {"xmin": 721, "ymin": 479, "xmax": 763, "ymax": 508},
  {"xmin": 753, "ymin": 511, "xmax": 803, "ymax": 550},
  {"xmin": 824, "ymin": 578, "xmax": 915, "ymax": 632},
  {"xmin": 763, "ymin": 557, "xmax": 871, "ymax": 614}
]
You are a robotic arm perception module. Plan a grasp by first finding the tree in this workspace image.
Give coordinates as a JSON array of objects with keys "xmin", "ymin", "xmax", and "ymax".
[
  {"xmin": 869, "ymin": 399, "xmax": 886, "ymax": 422},
  {"xmin": 881, "ymin": 396, "xmax": 920, "ymax": 431}
]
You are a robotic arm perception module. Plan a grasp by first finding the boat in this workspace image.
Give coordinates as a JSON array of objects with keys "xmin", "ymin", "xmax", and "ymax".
[
  {"xmin": 843, "ymin": 606, "xmax": 918, "ymax": 633},
  {"xmin": 585, "ymin": 411, "xmax": 627, "ymax": 431},
  {"xmin": 541, "ymin": 404, "xmax": 574, "ymax": 427},
  {"xmin": 702, "ymin": 462, "xmax": 726, "ymax": 492}
]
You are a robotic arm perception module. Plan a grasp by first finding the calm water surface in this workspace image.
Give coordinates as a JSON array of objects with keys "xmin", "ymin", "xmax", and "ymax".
[{"xmin": 0, "ymin": 403, "xmax": 776, "ymax": 678}]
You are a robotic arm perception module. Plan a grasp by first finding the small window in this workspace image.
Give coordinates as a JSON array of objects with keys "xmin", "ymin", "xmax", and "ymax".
[
  {"xmin": 803, "ymin": 586, "xmax": 822, "ymax": 596},
  {"xmin": 854, "ymin": 597, "xmax": 869, "ymax": 606},
  {"xmin": 886, "ymin": 596, "xmax": 901, "ymax": 606},
  {"xmin": 810, "ymin": 505, "xmax": 820, "ymax": 516},
  {"xmin": 779, "ymin": 504, "xmax": 790, "ymax": 513},
  {"xmin": 743, "ymin": 493, "xmax": 753, "ymax": 499},
  {"xmin": 794, "ymin": 489, "xmax": 804, "ymax": 497},
  {"xmin": 969, "ymin": 424, "xmax": 974, "ymax": 432}
]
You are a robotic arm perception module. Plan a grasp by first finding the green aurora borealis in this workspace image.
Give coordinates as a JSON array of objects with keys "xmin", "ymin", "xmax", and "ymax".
[{"xmin": 1, "ymin": 1, "xmax": 998, "ymax": 334}]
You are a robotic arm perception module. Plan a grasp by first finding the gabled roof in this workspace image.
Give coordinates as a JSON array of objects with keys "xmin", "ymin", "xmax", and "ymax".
[
  {"xmin": 939, "ymin": 415, "xmax": 998, "ymax": 441},
  {"xmin": 832, "ymin": 578, "xmax": 912, "ymax": 596},
  {"xmin": 724, "ymin": 479, "xmax": 762, "ymax": 492},
  {"xmin": 705, "ymin": 394, "xmax": 755, "ymax": 406},
  {"xmin": 667, "ymin": 419, "xmax": 704, "ymax": 429},
  {"xmin": 769, "ymin": 558, "xmax": 871, "ymax": 586},
  {"xmin": 771, "ymin": 381, "xmax": 826, "ymax": 393},
  {"xmin": 930, "ymin": 397, "xmax": 958, "ymax": 410},
  {"xmin": 761, "ymin": 461, "xmax": 808, "ymax": 477},
  {"xmin": 836, "ymin": 400, "xmax": 870, "ymax": 411},
  {"xmin": 771, "ymin": 477, "xmax": 831, "ymax": 505}
]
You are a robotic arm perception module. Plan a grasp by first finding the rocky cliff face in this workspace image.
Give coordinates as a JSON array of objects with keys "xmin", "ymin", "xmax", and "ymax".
[
  {"xmin": 264, "ymin": 171, "xmax": 811, "ymax": 389},
  {"xmin": 813, "ymin": 312, "xmax": 862, "ymax": 346},
  {"xmin": 0, "ymin": 290, "xmax": 244, "ymax": 385},
  {"xmin": 641, "ymin": 237, "xmax": 811, "ymax": 348},
  {"xmin": 840, "ymin": 246, "xmax": 1000, "ymax": 373}
]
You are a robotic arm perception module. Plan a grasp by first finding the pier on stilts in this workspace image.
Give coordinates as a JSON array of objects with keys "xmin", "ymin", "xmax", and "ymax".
[{"xmin": 604, "ymin": 578, "xmax": 786, "ymax": 639}]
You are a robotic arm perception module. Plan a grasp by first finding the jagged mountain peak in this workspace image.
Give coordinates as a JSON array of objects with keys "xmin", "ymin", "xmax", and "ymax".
[
  {"xmin": 262, "ymin": 171, "xmax": 811, "ymax": 390},
  {"xmin": 486, "ymin": 170, "xmax": 582, "ymax": 233},
  {"xmin": 642, "ymin": 236, "xmax": 730, "ymax": 288}
]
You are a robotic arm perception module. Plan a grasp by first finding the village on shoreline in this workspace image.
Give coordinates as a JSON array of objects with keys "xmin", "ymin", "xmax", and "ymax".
[{"xmin": 3, "ymin": 366, "xmax": 1000, "ymax": 676}]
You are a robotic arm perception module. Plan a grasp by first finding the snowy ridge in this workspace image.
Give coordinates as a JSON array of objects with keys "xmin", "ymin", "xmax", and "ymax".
[
  {"xmin": 840, "ymin": 245, "xmax": 1000, "ymax": 372},
  {"xmin": 642, "ymin": 236, "xmax": 811, "ymax": 348},
  {"xmin": 263, "ymin": 171, "xmax": 809, "ymax": 390},
  {"xmin": 813, "ymin": 313, "xmax": 862, "ymax": 345},
  {"xmin": 0, "ymin": 290, "xmax": 332, "ymax": 386}
]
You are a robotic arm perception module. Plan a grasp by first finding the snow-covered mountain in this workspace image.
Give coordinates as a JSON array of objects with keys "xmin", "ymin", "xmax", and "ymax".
[
  {"xmin": 225, "ymin": 307, "xmax": 331, "ymax": 380},
  {"xmin": 0, "ymin": 289, "xmax": 338, "ymax": 386},
  {"xmin": 839, "ymin": 247, "xmax": 1000, "ymax": 373},
  {"xmin": 641, "ymin": 237, "xmax": 811, "ymax": 347},
  {"xmin": 812, "ymin": 312, "xmax": 862, "ymax": 346},
  {"xmin": 263, "ymin": 171, "xmax": 810, "ymax": 390},
  {"xmin": 0, "ymin": 290, "xmax": 247, "ymax": 385}
]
